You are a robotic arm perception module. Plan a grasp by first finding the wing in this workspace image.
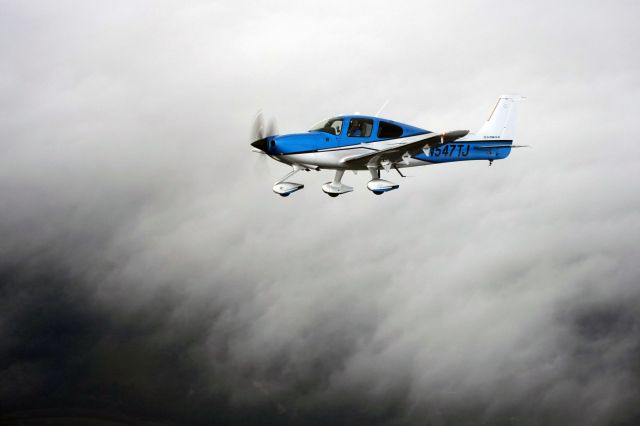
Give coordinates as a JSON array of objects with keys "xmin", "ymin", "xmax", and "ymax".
[{"xmin": 340, "ymin": 130, "xmax": 469, "ymax": 168}]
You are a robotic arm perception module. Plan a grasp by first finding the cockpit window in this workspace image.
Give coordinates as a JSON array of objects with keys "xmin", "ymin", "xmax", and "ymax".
[
  {"xmin": 347, "ymin": 118, "xmax": 373, "ymax": 137},
  {"xmin": 309, "ymin": 118, "xmax": 343, "ymax": 135},
  {"xmin": 377, "ymin": 121, "xmax": 404, "ymax": 138}
]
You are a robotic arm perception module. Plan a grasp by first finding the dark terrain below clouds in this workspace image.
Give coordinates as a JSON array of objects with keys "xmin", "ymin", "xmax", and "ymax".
[{"xmin": 2, "ymin": 1, "xmax": 640, "ymax": 425}]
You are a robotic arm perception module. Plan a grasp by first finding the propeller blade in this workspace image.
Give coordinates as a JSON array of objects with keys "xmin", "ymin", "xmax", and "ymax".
[
  {"xmin": 266, "ymin": 118, "xmax": 278, "ymax": 139},
  {"xmin": 252, "ymin": 141, "xmax": 269, "ymax": 172},
  {"xmin": 252, "ymin": 110, "xmax": 266, "ymax": 141},
  {"xmin": 250, "ymin": 110, "xmax": 278, "ymax": 152}
]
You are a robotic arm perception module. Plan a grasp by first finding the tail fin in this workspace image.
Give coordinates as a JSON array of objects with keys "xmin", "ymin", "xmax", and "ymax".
[{"xmin": 476, "ymin": 95, "xmax": 525, "ymax": 140}]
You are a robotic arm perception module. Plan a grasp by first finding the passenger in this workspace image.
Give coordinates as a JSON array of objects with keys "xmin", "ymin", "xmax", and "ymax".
[{"xmin": 349, "ymin": 121, "xmax": 362, "ymax": 137}]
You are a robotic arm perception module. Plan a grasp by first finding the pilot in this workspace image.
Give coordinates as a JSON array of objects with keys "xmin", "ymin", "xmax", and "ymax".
[{"xmin": 349, "ymin": 120, "xmax": 362, "ymax": 137}]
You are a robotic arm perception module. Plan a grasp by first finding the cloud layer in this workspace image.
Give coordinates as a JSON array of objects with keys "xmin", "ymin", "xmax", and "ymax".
[{"xmin": 1, "ymin": 1, "xmax": 640, "ymax": 424}]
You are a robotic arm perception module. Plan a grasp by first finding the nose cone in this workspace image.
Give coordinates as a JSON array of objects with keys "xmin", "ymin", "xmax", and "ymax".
[{"xmin": 250, "ymin": 137, "xmax": 269, "ymax": 152}]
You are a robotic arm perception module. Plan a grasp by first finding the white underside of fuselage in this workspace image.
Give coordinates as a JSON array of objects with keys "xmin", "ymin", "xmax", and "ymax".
[{"xmin": 274, "ymin": 134, "xmax": 434, "ymax": 170}]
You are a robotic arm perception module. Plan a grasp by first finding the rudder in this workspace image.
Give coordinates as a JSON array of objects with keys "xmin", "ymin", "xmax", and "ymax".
[{"xmin": 476, "ymin": 95, "xmax": 525, "ymax": 140}]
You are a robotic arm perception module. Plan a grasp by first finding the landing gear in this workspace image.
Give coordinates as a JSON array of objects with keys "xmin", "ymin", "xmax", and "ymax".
[
  {"xmin": 273, "ymin": 166, "xmax": 305, "ymax": 196},
  {"xmin": 322, "ymin": 169, "xmax": 353, "ymax": 197},
  {"xmin": 366, "ymin": 166, "xmax": 399, "ymax": 195}
]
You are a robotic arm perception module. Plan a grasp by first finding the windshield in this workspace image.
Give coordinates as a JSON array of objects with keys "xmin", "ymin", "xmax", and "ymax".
[{"xmin": 309, "ymin": 117, "xmax": 343, "ymax": 135}]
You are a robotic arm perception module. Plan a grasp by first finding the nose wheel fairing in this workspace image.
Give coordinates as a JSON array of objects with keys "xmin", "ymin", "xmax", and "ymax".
[
  {"xmin": 273, "ymin": 182, "xmax": 304, "ymax": 196},
  {"xmin": 272, "ymin": 165, "xmax": 305, "ymax": 197}
]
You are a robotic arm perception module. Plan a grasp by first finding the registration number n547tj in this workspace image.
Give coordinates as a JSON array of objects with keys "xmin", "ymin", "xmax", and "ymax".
[{"xmin": 431, "ymin": 144, "xmax": 470, "ymax": 157}]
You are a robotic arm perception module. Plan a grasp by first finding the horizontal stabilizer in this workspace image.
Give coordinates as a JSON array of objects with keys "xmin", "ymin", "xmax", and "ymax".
[{"xmin": 475, "ymin": 144, "xmax": 529, "ymax": 149}]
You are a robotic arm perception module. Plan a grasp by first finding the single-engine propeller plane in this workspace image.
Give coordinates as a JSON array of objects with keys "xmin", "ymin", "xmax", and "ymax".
[{"xmin": 251, "ymin": 95, "xmax": 526, "ymax": 197}]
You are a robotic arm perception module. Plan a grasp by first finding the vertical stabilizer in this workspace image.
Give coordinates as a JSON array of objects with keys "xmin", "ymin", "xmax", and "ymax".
[{"xmin": 476, "ymin": 95, "xmax": 525, "ymax": 140}]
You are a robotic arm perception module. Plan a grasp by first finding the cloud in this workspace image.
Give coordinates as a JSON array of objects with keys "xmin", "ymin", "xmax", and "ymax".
[{"xmin": 1, "ymin": 1, "xmax": 640, "ymax": 424}]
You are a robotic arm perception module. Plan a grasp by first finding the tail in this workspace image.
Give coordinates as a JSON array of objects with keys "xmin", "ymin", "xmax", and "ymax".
[{"xmin": 476, "ymin": 95, "xmax": 525, "ymax": 140}]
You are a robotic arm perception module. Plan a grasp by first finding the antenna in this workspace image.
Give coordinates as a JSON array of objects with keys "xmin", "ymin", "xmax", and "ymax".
[{"xmin": 374, "ymin": 99, "xmax": 389, "ymax": 117}]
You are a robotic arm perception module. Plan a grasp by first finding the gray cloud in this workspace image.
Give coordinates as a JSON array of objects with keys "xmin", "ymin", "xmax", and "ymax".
[{"xmin": 1, "ymin": 1, "xmax": 640, "ymax": 424}]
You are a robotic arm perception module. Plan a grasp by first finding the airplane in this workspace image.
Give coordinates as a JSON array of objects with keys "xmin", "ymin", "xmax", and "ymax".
[{"xmin": 250, "ymin": 95, "xmax": 526, "ymax": 197}]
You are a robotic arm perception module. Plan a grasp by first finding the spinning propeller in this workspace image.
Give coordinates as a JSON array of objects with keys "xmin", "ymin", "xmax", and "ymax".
[{"xmin": 250, "ymin": 111, "xmax": 278, "ymax": 152}]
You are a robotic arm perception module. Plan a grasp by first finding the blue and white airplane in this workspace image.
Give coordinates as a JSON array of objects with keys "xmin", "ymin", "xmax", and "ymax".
[{"xmin": 251, "ymin": 95, "xmax": 526, "ymax": 197}]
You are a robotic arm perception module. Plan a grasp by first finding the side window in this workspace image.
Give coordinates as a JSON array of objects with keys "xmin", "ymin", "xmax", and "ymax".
[
  {"xmin": 327, "ymin": 118, "xmax": 343, "ymax": 135},
  {"xmin": 377, "ymin": 121, "xmax": 404, "ymax": 138},
  {"xmin": 347, "ymin": 118, "xmax": 373, "ymax": 138}
]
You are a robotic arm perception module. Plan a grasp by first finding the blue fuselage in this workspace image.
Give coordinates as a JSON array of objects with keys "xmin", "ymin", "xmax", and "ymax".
[{"xmin": 261, "ymin": 115, "xmax": 512, "ymax": 169}]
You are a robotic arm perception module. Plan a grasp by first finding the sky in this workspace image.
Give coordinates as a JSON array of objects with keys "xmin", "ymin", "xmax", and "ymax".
[{"xmin": 1, "ymin": 1, "xmax": 640, "ymax": 425}]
